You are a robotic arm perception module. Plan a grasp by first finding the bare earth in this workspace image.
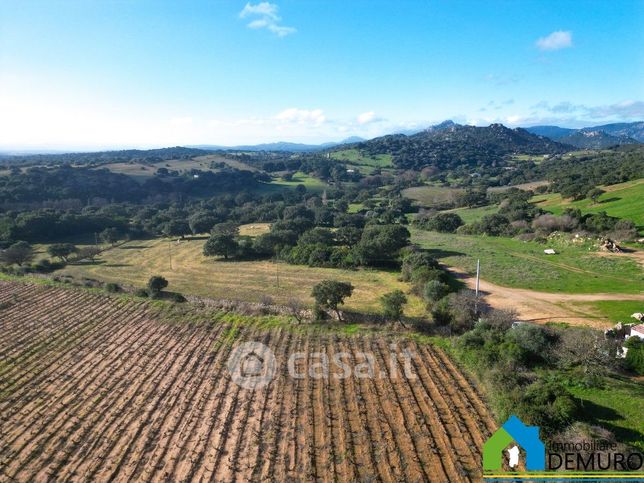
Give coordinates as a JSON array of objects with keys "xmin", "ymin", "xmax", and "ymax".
[
  {"xmin": 0, "ymin": 281, "xmax": 496, "ymax": 482},
  {"xmin": 449, "ymin": 266, "xmax": 643, "ymax": 328}
]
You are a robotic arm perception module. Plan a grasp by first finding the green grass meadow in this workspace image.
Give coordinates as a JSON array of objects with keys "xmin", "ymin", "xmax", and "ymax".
[
  {"xmin": 564, "ymin": 374, "xmax": 644, "ymax": 451},
  {"xmin": 443, "ymin": 204, "xmax": 499, "ymax": 223},
  {"xmin": 330, "ymin": 148, "xmax": 393, "ymax": 168},
  {"xmin": 532, "ymin": 179, "xmax": 644, "ymax": 226},
  {"xmin": 259, "ymin": 171, "xmax": 330, "ymax": 194},
  {"xmin": 411, "ymin": 229, "xmax": 643, "ymax": 294},
  {"xmin": 569, "ymin": 300, "xmax": 644, "ymax": 323}
]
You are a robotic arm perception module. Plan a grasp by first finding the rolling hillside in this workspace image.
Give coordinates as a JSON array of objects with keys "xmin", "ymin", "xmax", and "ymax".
[{"xmin": 343, "ymin": 122, "xmax": 572, "ymax": 171}]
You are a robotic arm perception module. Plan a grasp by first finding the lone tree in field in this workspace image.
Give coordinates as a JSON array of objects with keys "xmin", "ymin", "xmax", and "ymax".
[
  {"xmin": 147, "ymin": 275, "xmax": 169, "ymax": 298},
  {"xmin": 0, "ymin": 241, "xmax": 35, "ymax": 267},
  {"xmin": 203, "ymin": 222, "xmax": 240, "ymax": 260},
  {"xmin": 380, "ymin": 290, "xmax": 408, "ymax": 327},
  {"xmin": 286, "ymin": 297, "xmax": 306, "ymax": 324},
  {"xmin": 586, "ymin": 187, "xmax": 605, "ymax": 204},
  {"xmin": 99, "ymin": 227, "xmax": 120, "ymax": 246},
  {"xmin": 47, "ymin": 243, "xmax": 78, "ymax": 263},
  {"xmin": 311, "ymin": 280, "xmax": 353, "ymax": 321}
]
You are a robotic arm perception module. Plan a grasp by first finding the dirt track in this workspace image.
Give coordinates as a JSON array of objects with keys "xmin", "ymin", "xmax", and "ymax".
[{"xmin": 449, "ymin": 266, "xmax": 643, "ymax": 328}]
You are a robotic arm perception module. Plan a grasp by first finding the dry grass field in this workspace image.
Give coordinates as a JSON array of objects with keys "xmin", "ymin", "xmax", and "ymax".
[
  {"xmin": 57, "ymin": 237, "xmax": 426, "ymax": 316},
  {"xmin": 402, "ymin": 184, "xmax": 464, "ymax": 207},
  {"xmin": 98, "ymin": 154, "xmax": 257, "ymax": 182},
  {"xmin": 0, "ymin": 280, "xmax": 496, "ymax": 482}
]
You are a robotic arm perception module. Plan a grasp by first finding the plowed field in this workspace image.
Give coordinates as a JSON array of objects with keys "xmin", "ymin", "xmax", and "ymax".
[{"xmin": 0, "ymin": 280, "xmax": 497, "ymax": 482}]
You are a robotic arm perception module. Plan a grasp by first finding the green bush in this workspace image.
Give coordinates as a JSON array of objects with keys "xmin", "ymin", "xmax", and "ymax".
[
  {"xmin": 147, "ymin": 275, "xmax": 168, "ymax": 298},
  {"xmin": 416, "ymin": 212, "xmax": 464, "ymax": 233},
  {"xmin": 515, "ymin": 379, "xmax": 580, "ymax": 435},
  {"xmin": 401, "ymin": 251, "xmax": 440, "ymax": 281},
  {"xmin": 430, "ymin": 298, "xmax": 452, "ymax": 326},
  {"xmin": 423, "ymin": 280, "xmax": 450, "ymax": 304},
  {"xmin": 105, "ymin": 282, "xmax": 121, "ymax": 293},
  {"xmin": 624, "ymin": 337, "xmax": 644, "ymax": 375},
  {"xmin": 170, "ymin": 292, "xmax": 187, "ymax": 303},
  {"xmin": 507, "ymin": 323, "xmax": 551, "ymax": 364}
]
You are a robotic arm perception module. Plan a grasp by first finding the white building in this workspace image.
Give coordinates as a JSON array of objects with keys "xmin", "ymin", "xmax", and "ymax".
[{"xmin": 627, "ymin": 324, "xmax": 644, "ymax": 340}]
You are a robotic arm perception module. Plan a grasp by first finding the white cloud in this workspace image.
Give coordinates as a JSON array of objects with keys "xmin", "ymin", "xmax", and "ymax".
[
  {"xmin": 536, "ymin": 31, "xmax": 572, "ymax": 51},
  {"xmin": 357, "ymin": 111, "xmax": 383, "ymax": 125},
  {"xmin": 239, "ymin": 2, "xmax": 296, "ymax": 37},
  {"xmin": 274, "ymin": 108, "xmax": 326, "ymax": 125},
  {"xmin": 240, "ymin": 2, "xmax": 279, "ymax": 20}
]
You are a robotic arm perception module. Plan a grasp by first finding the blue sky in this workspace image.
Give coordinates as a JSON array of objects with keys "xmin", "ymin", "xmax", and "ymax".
[{"xmin": 1, "ymin": 0, "xmax": 643, "ymax": 149}]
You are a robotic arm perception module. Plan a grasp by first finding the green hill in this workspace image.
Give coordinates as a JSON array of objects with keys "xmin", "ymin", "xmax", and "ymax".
[{"xmin": 347, "ymin": 122, "xmax": 572, "ymax": 172}]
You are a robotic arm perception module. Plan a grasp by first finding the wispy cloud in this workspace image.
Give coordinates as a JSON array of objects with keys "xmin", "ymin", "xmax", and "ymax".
[
  {"xmin": 274, "ymin": 108, "xmax": 325, "ymax": 125},
  {"xmin": 494, "ymin": 99, "xmax": 644, "ymax": 128},
  {"xmin": 536, "ymin": 30, "xmax": 572, "ymax": 51},
  {"xmin": 204, "ymin": 108, "xmax": 401, "ymax": 143},
  {"xmin": 535, "ymin": 99, "xmax": 644, "ymax": 119},
  {"xmin": 240, "ymin": 2, "xmax": 296, "ymax": 37},
  {"xmin": 357, "ymin": 111, "xmax": 384, "ymax": 125}
]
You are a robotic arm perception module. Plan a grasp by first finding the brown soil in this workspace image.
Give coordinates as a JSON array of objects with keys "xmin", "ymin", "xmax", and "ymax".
[
  {"xmin": 0, "ymin": 280, "xmax": 497, "ymax": 482},
  {"xmin": 448, "ymin": 266, "xmax": 643, "ymax": 328}
]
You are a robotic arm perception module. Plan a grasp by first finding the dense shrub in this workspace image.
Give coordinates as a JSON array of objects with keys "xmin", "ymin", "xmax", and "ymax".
[
  {"xmin": 105, "ymin": 282, "xmax": 121, "ymax": 293},
  {"xmin": 583, "ymin": 211, "xmax": 618, "ymax": 233},
  {"xmin": 423, "ymin": 280, "xmax": 450, "ymax": 304},
  {"xmin": 416, "ymin": 212, "xmax": 464, "ymax": 233},
  {"xmin": 170, "ymin": 292, "xmax": 187, "ymax": 303},
  {"xmin": 514, "ymin": 379, "xmax": 580, "ymax": 434},
  {"xmin": 455, "ymin": 318, "xmax": 582, "ymax": 435},
  {"xmin": 624, "ymin": 337, "xmax": 644, "ymax": 375},
  {"xmin": 400, "ymin": 251, "xmax": 440, "ymax": 281},
  {"xmin": 353, "ymin": 224, "xmax": 410, "ymax": 266},
  {"xmin": 531, "ymin": 214, "xmax": 578, "ymax": 234},
  {"xmin": 506, "ymin": 323, "xmax": 551, "ymax": 364}
]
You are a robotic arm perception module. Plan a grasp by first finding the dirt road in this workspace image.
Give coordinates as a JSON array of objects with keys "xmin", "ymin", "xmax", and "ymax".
[{"xmin": 447, "ymin": 266, "xmax": 643, "ymax": 328}]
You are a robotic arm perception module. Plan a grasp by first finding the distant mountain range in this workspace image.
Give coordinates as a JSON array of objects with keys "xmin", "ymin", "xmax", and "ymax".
[
  {"xmin": 526, "ymin": 121, "xmax": 643, "ymax": 148},
  {"xmin": 2, "ymin": 121, "xmax": 641, "ymax": 158},
  {"xmin": 189, "ymin": 136, "xmax": 365, "ymax": 153}
]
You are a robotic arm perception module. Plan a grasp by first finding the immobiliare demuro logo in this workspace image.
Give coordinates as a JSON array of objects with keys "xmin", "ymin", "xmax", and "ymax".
[{"xmin": 482, "ymin": 415, "xmax": 644, "ymax": 481}]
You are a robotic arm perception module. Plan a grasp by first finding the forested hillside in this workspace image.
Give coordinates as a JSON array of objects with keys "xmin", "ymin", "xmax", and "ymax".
[{"xmin": 348, "ymin": 123, "xmax": 571, "ymax": 171}]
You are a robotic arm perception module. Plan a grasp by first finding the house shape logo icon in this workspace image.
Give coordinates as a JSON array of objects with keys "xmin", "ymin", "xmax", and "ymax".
[
  {"xmin": 483, "ymin": 415, "xmax": 545, "ymax": 471},
  {"xmin": 240, "ymin": 350, "xmax": 266, "ymax": 378}
]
